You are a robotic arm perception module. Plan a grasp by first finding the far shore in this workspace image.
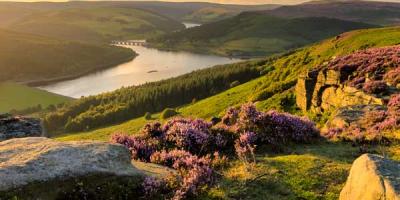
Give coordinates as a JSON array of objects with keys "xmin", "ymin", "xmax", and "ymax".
[{"xmin": 20, "ymin": 53, "xmax": 137, "ymax": 87}]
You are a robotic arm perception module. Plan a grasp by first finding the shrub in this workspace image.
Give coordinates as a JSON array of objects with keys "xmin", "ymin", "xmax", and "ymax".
[
  {"xmin": 110, "ymin": 103, "xmax": 321, "ymax": 199},
  {"xmin": 384, "ymin": 67, "xmax": 400, "ymax": 86},
  {"xmin": 110, "ymin": 133, "xmax": 157, "ymax": 162},
  {"xmin": 230, "ymin": 80, "xmax": 240, "ymax": 88},
  {"xmin": 144, "ymin": 112, "xmax": 152, "ymax": 120},
  {"xmin": 161, "ymin": 108, "xmax": 178, "ymax": 119},
  {"xmin": 141, "ymin": 122, "xmax": 164, "ymax": 138},
  {"xmin": 163, "ymin": 118, "xmax": 212, "ymax": 154},
  {"xmin": 223, "ymin": 103, "xmax": 320, "ymax": 147},
  {"xmin": 362, "ymin": 80, "xmax": 387, "ymax": 94},
  {"xmin": 234, "ymin": 132, "xmax": 257, "ymax": 164}
]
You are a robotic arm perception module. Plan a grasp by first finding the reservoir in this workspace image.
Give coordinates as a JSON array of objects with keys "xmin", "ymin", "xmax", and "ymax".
[{"xmin": 38, "ymin": 45, "xmax": 241, "ymax": 98}]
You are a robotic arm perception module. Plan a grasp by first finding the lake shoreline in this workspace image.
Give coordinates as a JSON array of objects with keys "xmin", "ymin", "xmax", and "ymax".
[{"xmin": 21, "ymin": 52, "xmax": 137, "ymax": 87}]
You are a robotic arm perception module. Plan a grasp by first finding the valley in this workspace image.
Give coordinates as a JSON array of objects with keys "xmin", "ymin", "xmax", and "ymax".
[{"xmin": 0, "ymin": 1, "xmax": 400, "ymax": 200}]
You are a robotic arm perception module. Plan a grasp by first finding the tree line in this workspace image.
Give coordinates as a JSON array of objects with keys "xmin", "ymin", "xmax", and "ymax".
[{"xmin": 44, "ymin": 59, "xmax": 271, "ymax": 133}]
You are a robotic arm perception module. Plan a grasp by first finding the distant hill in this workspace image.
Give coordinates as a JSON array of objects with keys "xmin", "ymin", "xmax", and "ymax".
[
  {"xmin": 0, "ymin": 1, "xmax": 278, "ymax": 34},
  {"xmin": 0, "ymin": 29, "xmax": 135, "ymax": 83},
  {"xmin": 3, "ymin": 6, "xmax": 184, "ymax": 43},
  {"xmin": 148, "ymin": 12, "xmax": 376, "ymax": 57},
  {"xmin": 265, "ymin": 0, "xmax": 400, "ymax": 25},
  {"xmin": 0, "ymin": 82, "xmax": 72, "ymax": 114}
]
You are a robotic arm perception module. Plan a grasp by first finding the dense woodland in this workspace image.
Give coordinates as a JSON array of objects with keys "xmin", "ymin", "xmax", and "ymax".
[{"xmin": 44, "ymin": 60, "xmax": 268, "ymax": 133}]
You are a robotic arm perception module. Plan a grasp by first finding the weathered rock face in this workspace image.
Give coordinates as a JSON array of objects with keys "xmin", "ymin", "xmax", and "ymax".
[
  {"xmin": 323, "ymin": 104, "xmax": 385, "ymax": 131},
  {"xmin": 0, "ymin": 114, "xmax": 42, "ymax": 141},
  {"xmin": 296, "ymin": 69, "xmax": 384, "ymax": 113},
  {"xmin": 340, "ymin": 154, "xmax": 400, "ymax": 200},
  {"xmin": 0, "ymin": 137, "xmax": 144, "ymax": 199}
]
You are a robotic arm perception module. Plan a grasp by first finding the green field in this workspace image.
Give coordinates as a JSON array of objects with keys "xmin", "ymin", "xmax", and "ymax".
[
  {"xmin": 0, "ymin": 82, "xmax": 72, "ymax": 113},
  {"xmin": 0, "ymin": 29, "xmax": 135, "ymax": 83},
  {"xmin": 149, "ymin": 13, "xmax": 376, "ymax": 57},
  {"xmin": 5, "ymin": 7, "xmax": 184, "ymax": 43}
]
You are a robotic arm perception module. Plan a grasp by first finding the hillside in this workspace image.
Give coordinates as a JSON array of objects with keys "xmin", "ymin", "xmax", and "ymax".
[
  {"xmin": 266, "ymin": 0, "xmax": 400, "ymax": 25},
  {"xmin": 148, "ymin": 12, "xmax": 376, "ymax": 57},
  {"xmin": 4, "ymin": 7, "xmax": 184, "ymax": 43},
  {"xmin": 0, "ymin": 1, "xmax": 279, "ymax": 25},
  {"xmin": 0, "ymin": 82, "xmax": 72, "ymax": 114},
  {"xmin": 55, "ymin": 26, "xmax": 400, "ymax": 140},
  {"xmin": 54, "ymin": 26, "xmax": 400, "ymax": 200},
  {"xmin": 0, "ymin": 29, "xmax": 135, "ymax": 83}
]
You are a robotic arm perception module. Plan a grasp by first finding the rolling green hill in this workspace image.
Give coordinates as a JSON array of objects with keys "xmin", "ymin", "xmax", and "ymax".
[
  {"xmin": 148, "ymin": 12, "xmax": 376, "ymax": 57},
  {"xmin": 0, "ymin": 29, "xmax": 135, "ymax": 83},
  {"xmin": 57, "ymin": 26, "xmax": 400, "ymax": 141},
  {"xmin": 6, "ymin": 7, "xmax": 184, "ymax": 43},
  {"xmin": 266, "ymin": 0, "xmax": 400, "ymax": 26},
  {"xmin": 0, "ymin": 1, "xmax": 279, "ymax": 25},
  {"xmin": 54, "ymin": 26, "xmax": 400, "ymax": 200},
  {"xmin": 0, "ymin": 82, "xmax": 72, "ymax": 114}
]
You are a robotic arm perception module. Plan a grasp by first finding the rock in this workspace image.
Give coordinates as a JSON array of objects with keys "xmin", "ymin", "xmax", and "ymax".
[
  {"xmin": 296, "ymin": 69, "xmax": 384, "ymax": 112},
  {"xmin": 0, "ymin": 137, "xmax": 144, "ymax": 199},
  {"xmin": 340, "ymin": 154, "xmax": 400, "ymax": 200},
  {"xmin": 323, "ymin": 105, "xmax": 385, "ymax": 131},
  {"xmin": 0, "ymin": 115, "xmax": 42, "ymax": 141}
]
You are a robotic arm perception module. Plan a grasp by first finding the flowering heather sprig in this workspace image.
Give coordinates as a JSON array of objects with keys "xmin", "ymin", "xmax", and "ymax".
[
  {"xmin": 150, "ymin": 149, "xmax": 213, "ymax": 200},
  {"xmin": 235, "ymin": 132, "xmax": 257, "ymax": 164},
  {"xmin": 388, "ymin": 94, "xmax": 400, "ymax": 116},
  {"xmin": 110, "ymin": 133, "xmax": 156, "ymax": 162},
  {"xmin": 164, "ymin": 118, "xmax": 212, "ymax": 154},
  {"xmin": 327, "ymin": 45, "xmax": 400, "ymax": 88},
  {"xmin": 141, "ymin": 122, "xmax": 163, "ymax": 138},
  {"xmin": 266, "ymin": 110, "xmax": 320, "ymax": 143},
  {"xmin": 362, "ymin": 80, "xmax": 387, "ymax": 94},
  {"xmin": 142, "ymin": 177, "xmax": 165, "ymax": 197},
  {"xmin": 323, "ymin": 128, "xmax": 344, "ymax": 140},
  {"xmin": 349, "ymin": 76, "xmax": 365, "ymax": 89},
  {"xmin": 384, "ymin": 67, "xmax": 400, "ymax": 86},
  {"xmin": 221, "ymin": 107, "xmax": 239, "ymax": 126}
]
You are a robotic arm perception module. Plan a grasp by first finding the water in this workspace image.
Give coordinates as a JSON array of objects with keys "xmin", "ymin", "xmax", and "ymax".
[
  {"xmin": 183, "ymin": 22, "xmax": 201, "ymax": 28},
  {"xmin": 38, "ymin": 45, "xmax": 240, "ymax": 98}
]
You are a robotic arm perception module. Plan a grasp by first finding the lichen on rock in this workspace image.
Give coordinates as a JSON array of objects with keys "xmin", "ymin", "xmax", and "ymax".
[{"xmin": 0, "ymin": 137, "xmax": 145, "ymax": 199}]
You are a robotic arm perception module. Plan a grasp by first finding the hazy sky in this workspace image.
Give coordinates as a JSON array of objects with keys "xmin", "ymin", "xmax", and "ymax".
[{"xmin": 0, "ymin": 0, "xmax": 398, "ymax": 5}]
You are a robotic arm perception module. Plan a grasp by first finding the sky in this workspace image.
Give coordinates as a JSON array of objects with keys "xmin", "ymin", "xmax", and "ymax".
[{"xmin": 0, "ymin": 0, "xmax": 398, "ymax": 4}]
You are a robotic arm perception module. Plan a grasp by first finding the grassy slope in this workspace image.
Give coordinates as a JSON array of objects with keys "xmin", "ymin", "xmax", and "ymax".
[
  {"xmin": 56, "ymin": 27, "xmax": 400, "ymax": 199},
  {"xmin": 57, "ymin": 26, "xmax": 400, "ymax": 141},
  {"xmin": 266, "ymin": 0, "xmax": 400, "ymax": 26},
  {"xmin": 0, "ymin": 29, "xmax": 135, "ymax": 82},
  {"xmin": 0, "ymin": 82, "xmax": 72, "ymax": 113},
  {"xmin": 149, "ymin": 12, "xmax": 376, "ymax": 57},
  {"xmin": 6, "ymin": 7, "xmax": 184, "ymax": 43}
]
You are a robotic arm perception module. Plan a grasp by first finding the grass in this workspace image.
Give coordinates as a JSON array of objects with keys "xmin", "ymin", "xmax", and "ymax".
[
  {"xmin": 149, "ymin": 12, "xmax": 376, "ymax": 57},
  {"xmin": 51, "ymin": 25, "xmax": 400, "ymax": 200},
  {"xmin": 7, "ymin": 7, "xmax": 184, "ymax": 43},
  {"xmin": 0, "ymin": 82, "xmax": 72, "ymax": 113},
  {"xmin": 55, "ymin": 26, "xmax": 400, "ymax": 141},
  {"xmin": 0, "ymin": 29, "xmax": 135, "ymax": 83}
]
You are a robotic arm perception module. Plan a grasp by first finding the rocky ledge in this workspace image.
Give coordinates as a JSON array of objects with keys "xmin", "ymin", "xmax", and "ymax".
[
  {"xmin": 0, "ymin": 137, "xmax": 145, "ymax": 199},
  {"xmin": 0, "ymin": 114, "xmax": 42, "ymax": 141},
  {"xmin": 340, "ymin": 154, "xmax": 400, "ymax": 200}
]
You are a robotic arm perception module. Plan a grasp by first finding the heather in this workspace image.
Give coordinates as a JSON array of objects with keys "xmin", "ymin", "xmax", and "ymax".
[
  {"xmin": 324, "ymin": 94, "xmax": 400, "ymax": 144},
  {"xmin": 328, "ymin": 45, "xmax": 400, "ymax": 95},
  {"xmin": 110, "ymin": 103, "xmax": 319, "ymax": 199}
]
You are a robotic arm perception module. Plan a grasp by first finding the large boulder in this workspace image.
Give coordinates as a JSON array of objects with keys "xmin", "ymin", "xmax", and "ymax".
[
  {"xmin": 0, "ymin": 137, "xmax": 145, "ymax": 199},
  {"xmin": 0, "ymin": 114, "xmax": 42, "ymax": 141},
  {"xmin": 296, "ymin": 69, "xmax": 384, "ymax": 113},
  {"xmin": 340, "ymin": 154, "xmax": 400, "ymax": 200}
]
